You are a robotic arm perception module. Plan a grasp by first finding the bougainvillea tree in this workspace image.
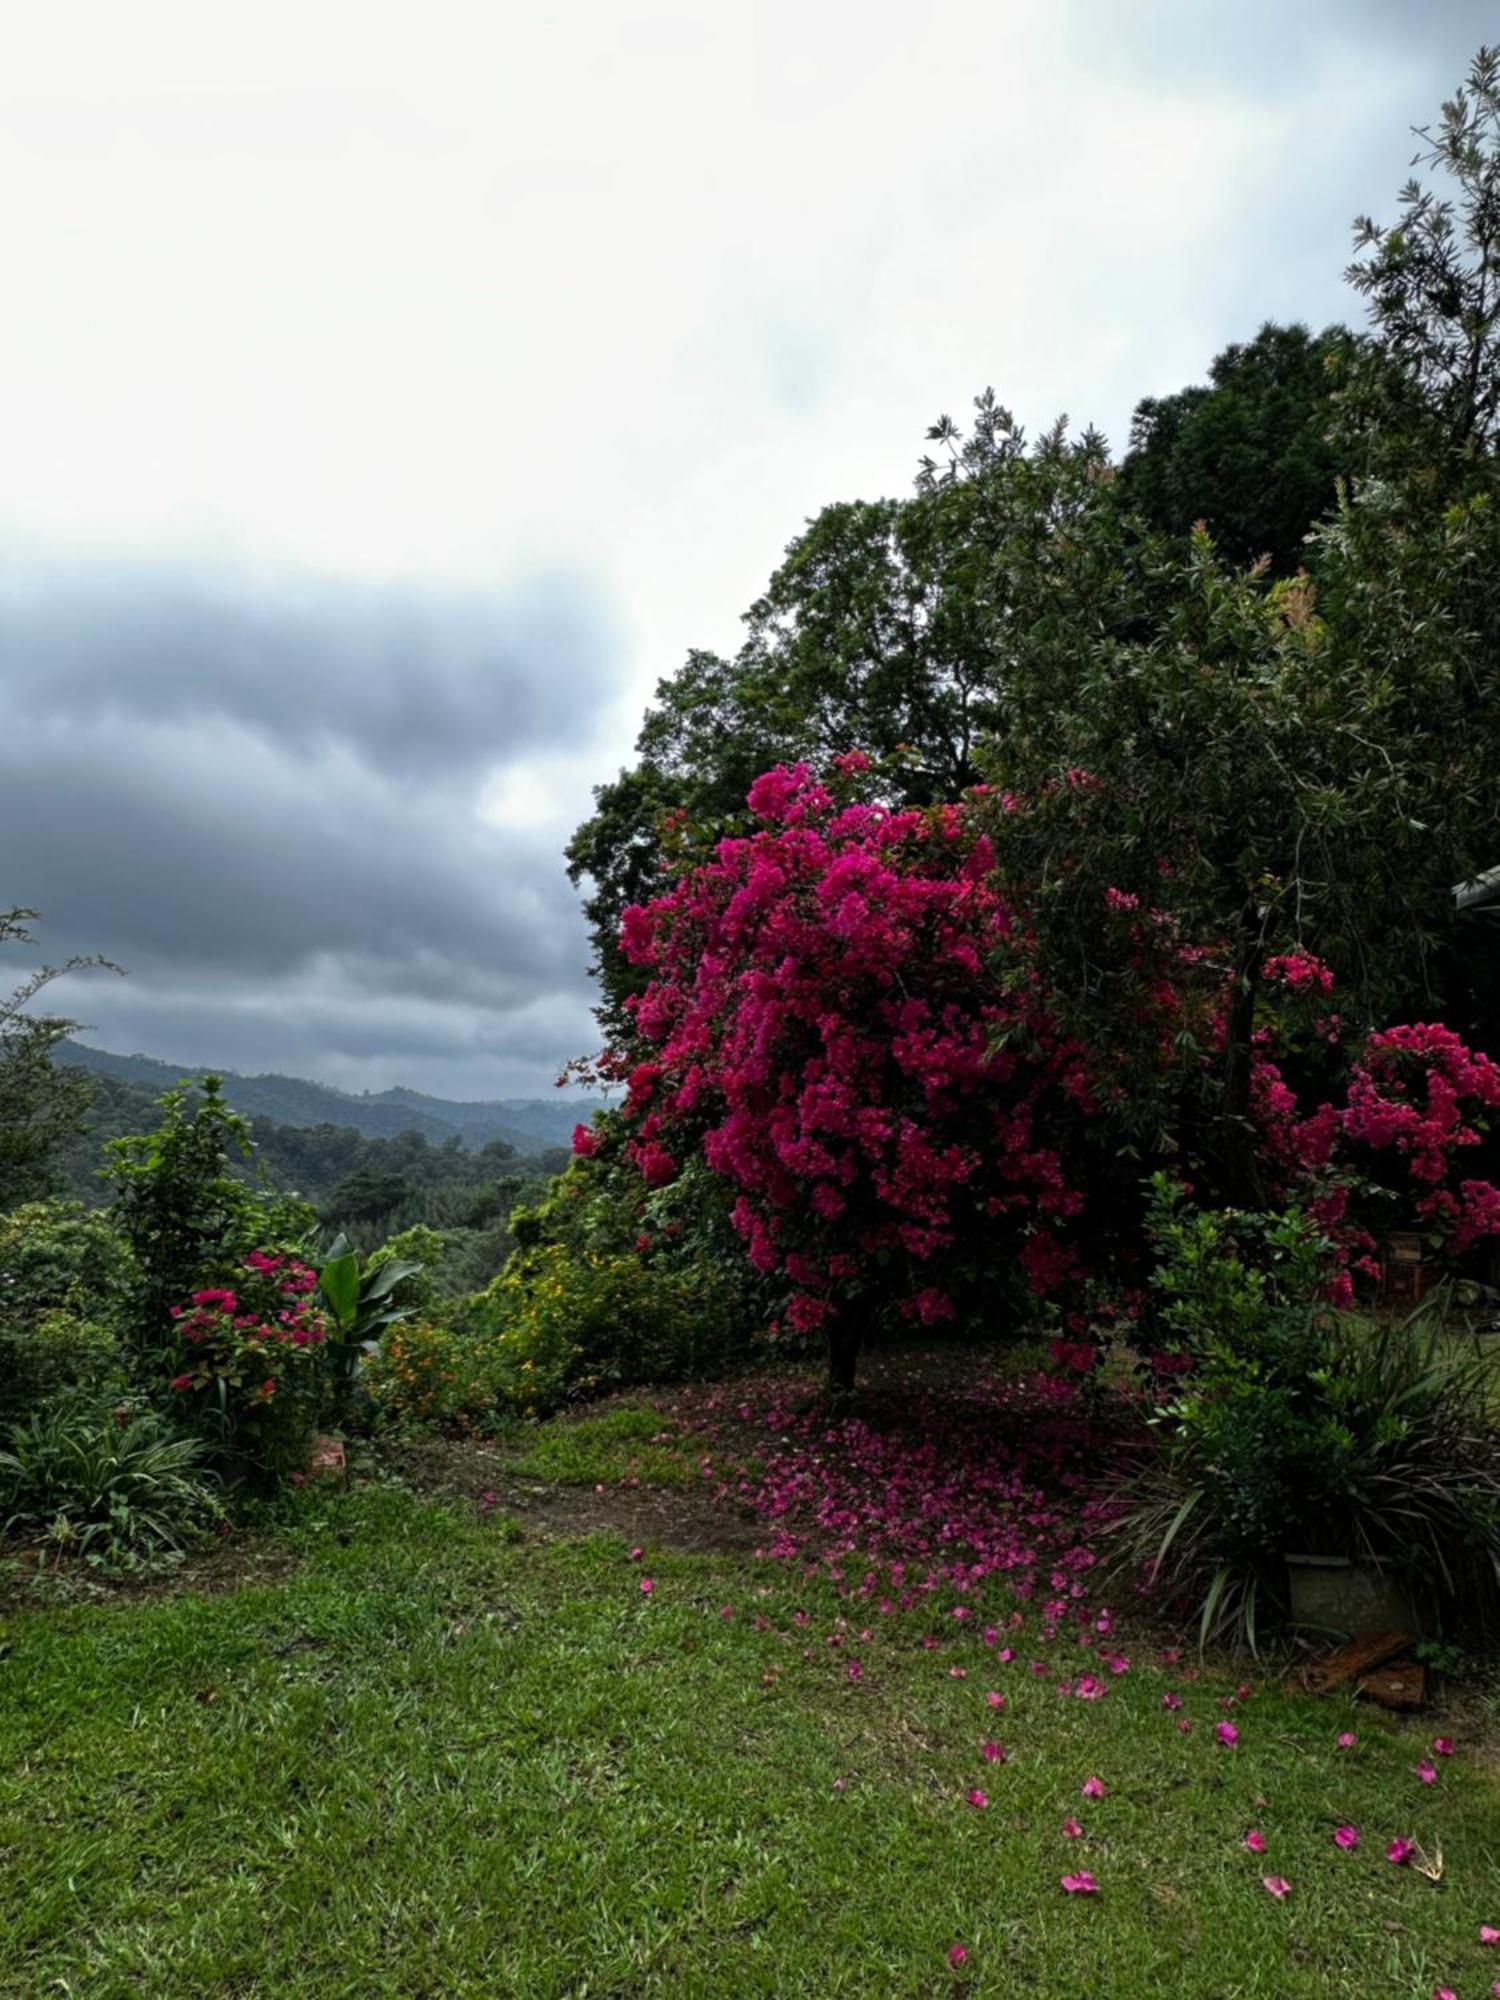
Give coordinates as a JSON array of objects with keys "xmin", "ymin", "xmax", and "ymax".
[{"xmin": 611, "ymin": 758, "xmax": 1101, "ymax": 1391}]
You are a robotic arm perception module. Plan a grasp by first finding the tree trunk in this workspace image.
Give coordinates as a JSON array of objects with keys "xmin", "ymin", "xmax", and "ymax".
[{"xmin": 826, "ymin": 1319, "xmax": 861, "ymax": 1400}]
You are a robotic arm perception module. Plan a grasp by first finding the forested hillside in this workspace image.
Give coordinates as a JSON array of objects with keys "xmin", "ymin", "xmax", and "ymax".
[{"xmin": 53, "ymin": 1039, "xmax": 596, "ymax": 1153}]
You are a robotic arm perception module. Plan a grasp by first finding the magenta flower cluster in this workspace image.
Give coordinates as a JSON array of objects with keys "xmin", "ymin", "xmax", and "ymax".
[{"xmin": 615, "ymin": 763, "xmax": 1094, "ymax": 1335}]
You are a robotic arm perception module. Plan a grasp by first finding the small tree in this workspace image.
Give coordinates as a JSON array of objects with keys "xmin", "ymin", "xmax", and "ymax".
[
  {"xmin": 105, "ymin": 1078, "xmax": 308, "ymax": 1363},
  {"xmin": 613, "ymin": 761, "xmax": 1096, "ymax": 1393},
  {"xmin": 0, "ymin": 908, "xmax": 119, "ymax": 1212}
]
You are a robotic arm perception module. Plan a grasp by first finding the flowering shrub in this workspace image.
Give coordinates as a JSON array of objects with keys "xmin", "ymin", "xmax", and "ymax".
[
  {"xmin": 614, "ymin": 763, "xmax": 1097, "ymax": 1384},
  {"xmin": 1253, "ymin": 1014, "xmax": 1500, "ymax": 1294},
  {"xmin": 365, "ymin": 1318, "xmax": 511, "ymax": 1434},
  {"xmin": 166, "ymin": 1250, "xmax": 328, "ymax": 1477}
]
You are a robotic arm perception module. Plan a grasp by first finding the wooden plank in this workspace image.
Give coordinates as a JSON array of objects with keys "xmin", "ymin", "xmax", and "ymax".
[{"xmin": 1302, "ymin": 1628, "xmax": 1411, "ymax": 1693}]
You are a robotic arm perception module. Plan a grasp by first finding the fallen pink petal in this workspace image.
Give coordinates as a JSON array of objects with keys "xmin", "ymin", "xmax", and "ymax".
[
  {"xmin": 947, "ymin": 1944, "xmax": 968, "ymax": 1969},
  {"xmin": 965, "ymin": 1789, "xmax": 989, "ymax": 1809},
  {"xmin": 1333, "ymin": 1825, "xmax": 1359, "ymax": 1850},
  {"xmin": 1415, "ymin": 1759, "xmax": 1438, "ymax": 1785},
  {"xmin": 1386, "ymin": 1838, "xmax": 1415, "ymax": 1866},
  {"xmin": 1061, "ymin": 1872, "xmax": 1098, "ymax": 1895},
  {"xmin": 1243, "ymin": 1830, "xmax": 1267, "ymax": 1854},
  {"xmin": 1062, "ymin": 1817, "xmax": 1083, "ymax": 1838},
  {"xmin": 1262, "ymin": 1876, "xmax": 1292, "ymax": 1900},
  {"xmin": 1081, "ymin": 1776, "xmax": 1107, "ymax": 1799},
  {"xmin": 1215, "ymin": 1722, "xmax": 1238, "ymax": 1747}
]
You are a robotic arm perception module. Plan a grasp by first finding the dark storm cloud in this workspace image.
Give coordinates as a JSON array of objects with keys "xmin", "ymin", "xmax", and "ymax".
[
  {"xmin": 0, "ymin": 559, "xmax": 617, "ymax": 1095},
  {"xmin": 0, "ymin": 559, "xmax": 613, "ymax": 782}
]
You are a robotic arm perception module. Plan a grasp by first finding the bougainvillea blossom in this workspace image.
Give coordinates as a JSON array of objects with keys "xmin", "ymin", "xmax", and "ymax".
[{"xmin": 615, "ymin": 764, "xmax": 1095, "ymax": 1356}]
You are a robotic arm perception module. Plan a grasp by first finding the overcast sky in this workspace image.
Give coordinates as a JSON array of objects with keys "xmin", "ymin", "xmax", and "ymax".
[{"xmin": 2, "ymin": 0, "xmax": 1493, "ymax": 1098}]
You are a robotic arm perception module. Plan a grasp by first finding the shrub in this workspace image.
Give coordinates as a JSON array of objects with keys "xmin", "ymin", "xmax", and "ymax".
[
  {"xmin": 0, "ymin": 1199, "xmax": 135, "ymax": 1333},
  {"xmin": 105, "ymin": 1079, "xmax": 314, "ymax": 1365},
  {"xmin": 365, "ymin": 1318, "xmax": 511, "ymax": 1435},
  {"xmin": 0, "ymin": 1310, "xmax": 124, "ymax": 1427},
  {"xmin": 0, "ymin": 1400, "xmax": 223, "ymax": 1569},
  {"xmin": 1112, "ymin": 1184, "xmax": 1500, "ymax": 1646},
  {"xmin": 0, "ymin": 1200, "xmax": 134, "ymax": 1425},
  {"xmin": 165, "ymin": 1251, "xmax": 329, "ymax": 1481}
]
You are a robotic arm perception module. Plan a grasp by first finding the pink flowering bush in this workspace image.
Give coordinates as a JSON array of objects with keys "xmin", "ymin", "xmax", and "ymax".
[
  {"xmin": 614, "ymin": 763, "xmax": 1097, "ymax": 1386},
  {"xmin": 166, "ymin": 1250, "xmax": 328, "ymax": 1478}
]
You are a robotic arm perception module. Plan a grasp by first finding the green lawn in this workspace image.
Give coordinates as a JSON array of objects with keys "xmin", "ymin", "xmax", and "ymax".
[{"xmin": 3, "ymin": 1437, "xmax": 1500, "ymax": 1997}]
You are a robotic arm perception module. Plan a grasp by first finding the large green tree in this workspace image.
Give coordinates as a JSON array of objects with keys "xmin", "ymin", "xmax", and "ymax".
[
  {"xmin": 1118, "ymin": 320, "xmax": 1345, "ymax": 576},
  {"xmin": 568, "ymin": 403, "xmax": 1154, "ymax": 1026}
]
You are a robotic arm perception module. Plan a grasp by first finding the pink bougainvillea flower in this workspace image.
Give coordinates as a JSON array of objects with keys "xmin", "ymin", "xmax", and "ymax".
[
  {"xmin": 1415, "ymin": 1759, "xmax": 1438, "ymax": 1785},
  {"xmin": 1243, "ymin": 1830, "xmax": 1267, "ymax": 1854},
  {"xmin": 946, "ymin": 1943, "xmax": 968, "ymax": 1969},
  {"xmin": 1062, "ymin": 1817, "xmax": 1083, "ymax": 1838},
  {"xmin": 629, "ymin": 1546, "xmax": 643, "ymax": 1561},
  {"xmin": 1386, "ymin": 1838, "xmax": 1415, "ymax": 1866},
  {"xmin": 847, "ymin": 1661, "xmax": 863, "ymax": 1682},
  {"xmin": 1081, "ymin": 1776, "xmax": 1107, "ymax": 1798},
  {"xmin": 1162, "ymin": 1691, "xmax": 1183, "ymax": 1711},
  {"xmin": 981, "ymin": 1741, "xmax": 1005, "ymax": 1763},
  {"xmin": 1177, "ymin": 1719, "xmax": 1193, "ymax": 1733},
  {"xmin": 1215, "ymin": 1722, "xmax": 1239, "ymax": 1747},
  {"xmin": 965, "ymin": 1789, "xmax": 989, "ymax": 1809},
  {"xmin": 949, "ymin": 1666, "xmax": 968, "ymax": 1680},
  {"xmin": 1336, "ymin": 1731, "xmax": 1356, "ymax": 1748},
  {"xmin": 1434, "ymin": 1737, "xmax": 1455, "ymax": 1757},
  {"xmin": 997, "ymin": 1647, "xmax": 1015, "ymax": 1664},
  {"xmin": 639, "ymin": 1577, "xmax": 654, "ymax": 1595},
  {"xmin": 985, "ymin": 1691, "xmax": 1005, "ymax": 1708},
  {"xmin": 1433, "ymin": 1987, "xmax": 1456, "ymax": 2000},
  {"xmin": 1333, "ymin": 1825, "xmax": 1359, "ymax": 1850},
  {"xmin": 1075, "ymin": 1674, "xmax": 1106, "ymax": 1700},
  {"xmin": 1060, "ymin": 1872, "xmax": 1098, "ymax": 1895},
  {"xmin": 1482, "ymin": 1924, "xmax": 1500, "ymax": 1945},
  {"xmin": 1262, "ymin": 1876, "xmax": 1292, "ymax": 1900}
]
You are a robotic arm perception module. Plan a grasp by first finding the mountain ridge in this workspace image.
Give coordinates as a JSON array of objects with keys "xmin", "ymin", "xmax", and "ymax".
[{"xmin": 54, "ymin": 1040, "xmax": 599, "ymax": 1156}]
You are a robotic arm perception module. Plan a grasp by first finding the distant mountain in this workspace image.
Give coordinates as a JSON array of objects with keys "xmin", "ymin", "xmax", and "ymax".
[{"xmin": 54, "ymin": 1041, "xmax": 600, "ymax": 1156}]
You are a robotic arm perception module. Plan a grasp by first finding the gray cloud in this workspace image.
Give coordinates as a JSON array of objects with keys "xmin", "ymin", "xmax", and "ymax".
[
  {"xmin": 1, "ymin": 559, "xmax": 616, "ymax": 1097},
  {"xmin": 0, "ymin": 559, "xmax": 613, "ymax": 782}
]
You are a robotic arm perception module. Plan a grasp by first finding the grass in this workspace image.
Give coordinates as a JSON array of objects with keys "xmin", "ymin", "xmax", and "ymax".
[
  {"xmin": 505, "ymin": 1402, "xmax": 703, "ymax": 1489},
  {"xmin": 3, "ymin": 1447, "xmax": 1500, "ymax": 1998}
]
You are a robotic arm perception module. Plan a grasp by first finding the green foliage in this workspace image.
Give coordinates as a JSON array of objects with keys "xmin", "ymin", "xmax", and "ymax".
[
  {"xmin": 1346, "ymin": 44, "xmax": 1500, "ymax": 468},
  {"xmin": 0, "ymin": 1400, "xmax": 222, "ymax": 1569},
  {"xmin": 364, "ymin": 1317, "xmax": 513, "ymax": 1435},
  {"xmin": 1119, "ymin": 321, "xmax": 1344, "ymax": 575},
  {"xmin": 1141, "ymin": 1175, "xmax": 1328, "ymax": 1369},
  {"xmin": 0, "ymin": 910, "xmax": 118, "ymax": 1210},
  {"xmin": 567, "ymin": 406, "xmax": 1148, "ymax": 1028},
  {"xmin": 0, "ymin": 1201, "xmax": 134, "ymax": 1426},
  {"xmin": 1115, "ymin": 1186, "xmax": 1500, "ymax": 1646},
  {"xmin": 0, "ymin": 1312, "xmax": 124, "ymax": 1430},
  {"xmin": 104, "ymin": 1078, "xmax": 311, "ymax": 1362},
  {"xmin": 0, "ymin": 1198, "xmax": 134, "ymax": 1332},
  {"xmin": 311, "ymin": 1232, "xmax": 423, "ymax": 1422}
]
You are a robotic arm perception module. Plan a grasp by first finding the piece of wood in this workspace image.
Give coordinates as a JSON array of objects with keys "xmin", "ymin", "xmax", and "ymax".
[
  {"xmin": 1302, "ymin": 1628, "xmax": 1411, "ymax": 1694},
  {"xmin": 1357, "ymin": 1658, "xmax": 1427, "ymax": 1710}
]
